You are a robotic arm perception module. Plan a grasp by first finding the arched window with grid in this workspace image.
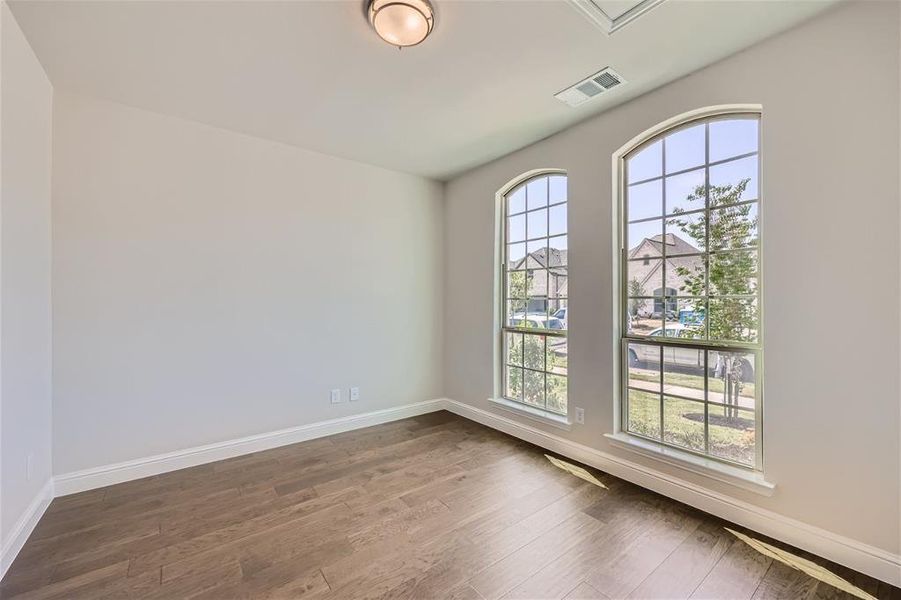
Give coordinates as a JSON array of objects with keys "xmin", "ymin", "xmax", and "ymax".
[
  {"xmin": 500, "ymin": 172, "xmax": 568, "ymax": 417},
  {"xmin": 619, "ymin": 108, "xmax": 762, "ymax": 469}
]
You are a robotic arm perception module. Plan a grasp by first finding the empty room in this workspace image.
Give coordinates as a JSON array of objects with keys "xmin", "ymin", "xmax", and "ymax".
[{"xmin": 1, "ymin": 0, "xmax": 899, "ymax": 598}]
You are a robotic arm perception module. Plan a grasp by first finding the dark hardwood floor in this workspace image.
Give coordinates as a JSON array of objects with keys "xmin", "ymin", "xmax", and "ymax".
[{"xmin": 2, "ymin": 411, "xmax": 897, "ymax": 599}]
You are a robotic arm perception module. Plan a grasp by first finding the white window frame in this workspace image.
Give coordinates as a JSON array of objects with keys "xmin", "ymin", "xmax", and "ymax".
[
  {"xmin": 492, "ymin": 168, "xmax": 571, "ymax": 429},
  {"xmin": 609, "ymin": 105, "xmax": 770, "ymax": 485}
]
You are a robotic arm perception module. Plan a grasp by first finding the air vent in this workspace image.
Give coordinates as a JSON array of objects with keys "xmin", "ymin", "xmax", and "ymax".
[
  {"xmin": 576, "ymin": 81, "xmax": 603, "ymax": 97},
  {"xmin": 554, "ymin": 67, "xmax": 626, "ymax": 108},
  {"xmin": 593, "ymin": 71, "xmax": 621, "ymax": 90}
]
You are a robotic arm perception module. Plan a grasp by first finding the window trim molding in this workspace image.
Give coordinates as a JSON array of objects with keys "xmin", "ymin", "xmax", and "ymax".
[
  {"xmin": 612, "ymin": 104, "xmax": 763, "ymax": 162},
  {"xmin": 610, "ymin": 104, "xmax": 765, "ymax": 474},
  {"xmin": 603, "ymin": 432, "xmax": 774, "ymax": 495},
  {"xmin": 487, "ymin": 397, "xmax": 572, "ymax": 431},
  {"xmin": 494, "ymin": 168, "xmax": 570, "ymax": 423}
]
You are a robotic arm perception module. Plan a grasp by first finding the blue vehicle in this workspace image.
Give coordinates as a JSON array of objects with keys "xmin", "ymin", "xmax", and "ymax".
[{"xmin": 678, "ymin": 307, "xmax": 705, "ymax": 326}]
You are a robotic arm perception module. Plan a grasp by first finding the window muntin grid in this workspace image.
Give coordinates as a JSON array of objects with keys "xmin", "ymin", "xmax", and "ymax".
[
  {"xmin": 621, "ymin": 114, "xmax": 762, "ymax": 469},
  {"xmin": 502, "ymin": 173, "xmax": 568, "ymax": 416}
]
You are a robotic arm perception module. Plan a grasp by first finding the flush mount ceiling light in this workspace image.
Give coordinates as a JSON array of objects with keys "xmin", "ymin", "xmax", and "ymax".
[{"xmin": 368, "ymin": 0, "xmax": 435, "ymax": 48}]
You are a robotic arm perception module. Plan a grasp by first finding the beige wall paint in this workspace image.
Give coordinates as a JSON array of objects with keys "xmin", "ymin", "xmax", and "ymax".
[
  {"xmin": 51, "ymin": 92, "xmax": 444, "ymax": 475},
  {"xmin": 444, "ymin": 0, "xmax": 900, "ymax": 555},
  {"xmin": 0, "ymin": 2, "xmax": 53, "ymax": 544}
]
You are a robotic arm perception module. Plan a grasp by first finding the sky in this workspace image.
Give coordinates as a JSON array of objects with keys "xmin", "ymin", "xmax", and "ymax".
[
  {"xmin": 507, "ymin": 174, "xmax": 568, "ymax": 264},
  {"xmin": 626, "ymin": 118, "xmax": 759, "ymax": 252},
  {"xmin": 504, "ymin": 118, "xmax": 759, "ymax": 261}
]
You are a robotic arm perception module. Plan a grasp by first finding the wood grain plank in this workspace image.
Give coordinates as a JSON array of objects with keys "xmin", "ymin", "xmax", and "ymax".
[
  {"xmin": 627, "ymin": 519, "xmax": 735, "ymax": 599},
  {"xmin": 585, "ymin": 502, "xmax": 701, "ymax": 598},
  {"xmin": 3, "ymin": 413, "xmax": 895, "ymax": 600},
  {"xmin": 751, "ymin": 560, "xmax": 820, "ymax": 599},
  {"xmin": 469, "ymin": 512, "xmax": 604, "ymax": 599},
  {"xmin": 446, "ymin": 584, "xmax": 486, "ymax": 600},
  {"xmin": 500, "ymin": 496, "xmax": 685, "ymax": 599},
  {"xmin": 690, "ymin": 530, "xmax": 773, "ymax": 599},
  {"xmin": 563, "ymin": 582, "xmax": 610, "ymax": 600}
]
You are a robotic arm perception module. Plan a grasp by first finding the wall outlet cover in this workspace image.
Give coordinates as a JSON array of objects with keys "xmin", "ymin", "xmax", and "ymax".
[
  {"xmin": 330, "ymin": 389, "xmax": 342, "ymax": 404},
  {"xmin": 575, "ymin": 407, "xmax": 585, "ymax": 424},
  {"xmin": 350, "ymin": 387, "xmax": 360, "ymax": 402}
]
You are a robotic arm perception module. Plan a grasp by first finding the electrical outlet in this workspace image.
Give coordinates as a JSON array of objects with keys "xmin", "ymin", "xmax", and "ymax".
[
  {"xmin": 330, "ymin": 389, "xmax": 342, "ymax": 404},
  {"xmin": 575, "ymin": 407, "xmax": 585, "ymax": 425},
  {"xmin": 26, "ymin": 454, "xmax": 33, "ymax": 481},
  {"xmin": 349, "ymin": 387, "xmax": 360, "ymax": 402}
]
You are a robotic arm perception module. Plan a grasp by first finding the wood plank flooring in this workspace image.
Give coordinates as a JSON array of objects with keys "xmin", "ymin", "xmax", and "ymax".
[{"xmin": 2, "ymin": 411, "xmax": 898, "ymax": 600}]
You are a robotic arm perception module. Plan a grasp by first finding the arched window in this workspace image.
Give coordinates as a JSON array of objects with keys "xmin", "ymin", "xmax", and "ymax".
[
  {"xmin": 498, "ymin": 171, "xmax": 568, "ymax": 418},
  {"xmin": 618, "ymin": 106, "xmax": 762, "ymax": 469}
]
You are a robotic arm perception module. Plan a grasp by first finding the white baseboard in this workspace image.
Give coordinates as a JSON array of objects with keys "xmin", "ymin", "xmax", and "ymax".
[
  {"xmin": 443, "ymin": 398, "xmax": 901, "ymax": 587},
  {"xmin": 9, "ymin": 397, "xmax": 899, "ymax": 589},
  {"xmin": 1, "ymin": 478, "xmax": 54, "ymax": 580},
  {"xmin": 54, "ymin": 398, "xmax": 446, "ymax": 497}
]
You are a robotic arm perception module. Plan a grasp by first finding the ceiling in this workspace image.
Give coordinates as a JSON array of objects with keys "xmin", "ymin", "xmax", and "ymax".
[{"xmin": 9, "ymin": 0, "xmax": 837, "ymax": 180}]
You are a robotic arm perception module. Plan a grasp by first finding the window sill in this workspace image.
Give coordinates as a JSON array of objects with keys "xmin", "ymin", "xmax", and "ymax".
[
  {"xmin": 487, "ymin": 397, "xmax": 572, "ymax": 431},
  {"xmin": 604, "ymin": 432, "xmax": 775, "ymax": 496}
]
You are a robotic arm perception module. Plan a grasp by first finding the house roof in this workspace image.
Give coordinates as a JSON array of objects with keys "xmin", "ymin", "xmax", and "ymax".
[
  {"xmin": 627, "ymin": 233, "xmax": 703, "ymax": 292},
  {"xmin": 512, "ymin": 247, "xmax": 567, "ymax": 271},
  {"xmin": 629, "ymin": 233, "xmax": 699, "ymax": 260}
]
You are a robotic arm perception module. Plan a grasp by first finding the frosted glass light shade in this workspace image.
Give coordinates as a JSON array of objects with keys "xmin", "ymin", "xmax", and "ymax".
[{"xmin": 368, "ymin": 0, "xmax": 435, "ymax": 48}]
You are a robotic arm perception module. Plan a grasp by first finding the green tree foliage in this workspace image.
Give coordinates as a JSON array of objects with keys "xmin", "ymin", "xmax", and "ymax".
[
  {"xmin": 546, "ymin": 338, "xmax": 567, "ymax": 414},
  {"xmin": 507, "ymin": 259, "xmax": 568, "ymax": 414},
  {"xmin": 506, "ymin": 332, "xmax": 567, "ymax": 414},
  {"xmin": 627, "ymin": 279, "xmax": 646, "ymax": 316},
  {"xmin": 667, "ymin": 179, "xmax": 758, "ymax": 418},
  {"xmin": 508, "ymin": 270, "xmax": 527, "ymax": 300},
  {"xmin": 523, "ymin": 334, "xmax": 544, "ymax": 369}
]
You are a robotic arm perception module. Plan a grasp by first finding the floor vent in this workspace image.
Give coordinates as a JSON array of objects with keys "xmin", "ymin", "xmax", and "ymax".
[{"xmin": 554, "ymin": 67, "xmax": 626, "ymax": 107}]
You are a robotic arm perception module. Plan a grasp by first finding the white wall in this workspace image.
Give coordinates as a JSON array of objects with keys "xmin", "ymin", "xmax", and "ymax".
[
  {"xmin": 445, "ymin": 0, "xmax": 900, "ymax": 557},
  {"xmin": 51, "ymin": 92, "xmax": 443, "ymax": 475},
  {"xmin": 0, "ymin": 1, "xmax": 53, "ymax": 548}
]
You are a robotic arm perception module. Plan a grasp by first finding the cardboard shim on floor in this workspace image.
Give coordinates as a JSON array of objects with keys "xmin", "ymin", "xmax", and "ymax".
[
  {"xmin": 725, "ymin": 528, "xmax": 877, "ymax": 600},
  {"xmin": 545, "ymin": 454, "xmax": 608, "ymax": 489}
]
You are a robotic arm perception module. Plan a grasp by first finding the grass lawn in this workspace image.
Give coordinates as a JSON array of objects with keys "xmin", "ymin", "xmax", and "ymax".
[
  {"xmin": 629, "ymin": 369, "xmax": 755, "ymax": 399},
  {"xmin": 627, "ymin": 390, "xmax": 755, "ymax": 466}
]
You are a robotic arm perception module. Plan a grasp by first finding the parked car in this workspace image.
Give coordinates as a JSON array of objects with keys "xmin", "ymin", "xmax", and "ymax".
[
  {"xmin": 678, "ymin": 307, "xmax": 705, "ymax": 326},
  {"xmin": 546, "ymin": 317, "xmax": 565, "ymax": 330},
  {"xmin": 645, "ymin": 323, "xmax": 697, "ymax": 339},
  {"xmin": 511, "ymin": 313, "xmax": 564, "ymax": 330},
  {"xmin": 627, "ymin": 323, "xmax": 754, "ymax": 382},
  {"xmin": 552, "ymin": 307, "xmax": 567, "ymax": 329}
]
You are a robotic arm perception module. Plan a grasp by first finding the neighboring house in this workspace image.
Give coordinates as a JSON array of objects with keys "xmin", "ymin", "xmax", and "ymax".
[
  {"xmin": 628, "ymin": 233, "xmax": 702, "ymax": 315},
  {"xmin": 511, "ymin": 246, "xmax": 567, "ymax": 314}
]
